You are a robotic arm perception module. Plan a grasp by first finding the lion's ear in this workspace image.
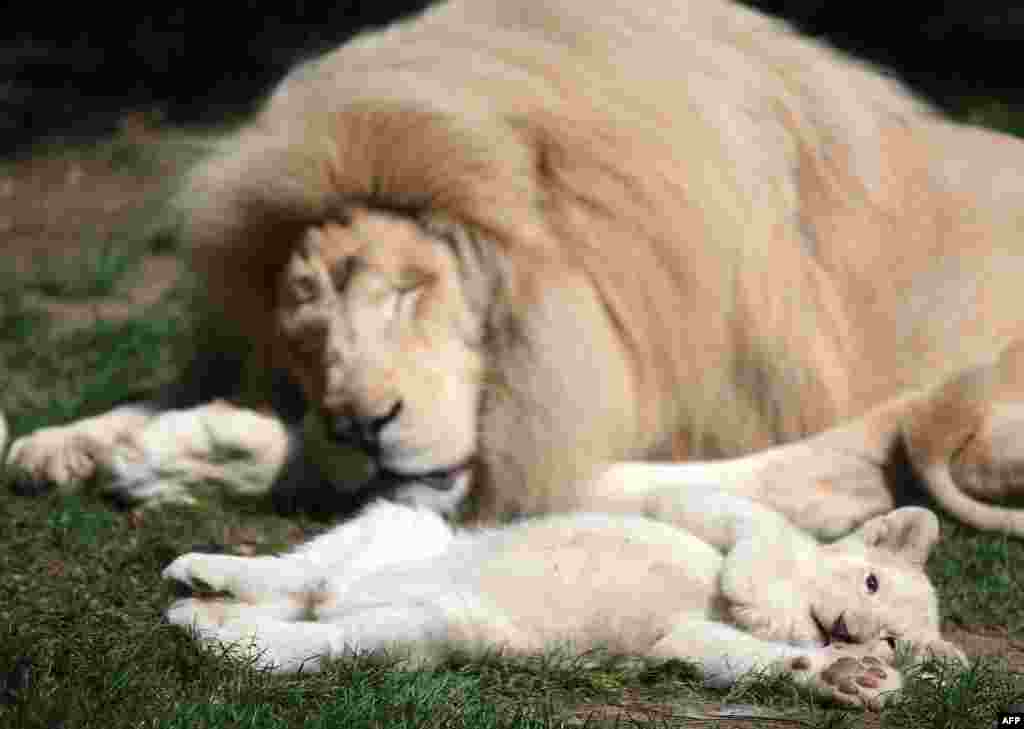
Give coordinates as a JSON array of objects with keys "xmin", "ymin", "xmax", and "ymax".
[{"xmin": 844, "ymin": 507, "xmax": 940, "ymax": 565}]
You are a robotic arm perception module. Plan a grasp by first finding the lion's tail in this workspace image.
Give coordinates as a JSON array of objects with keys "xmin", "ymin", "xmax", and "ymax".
[
  {"xmin": 913, "ymin": 461, "xmax": 1024, "ymax": 536},
  {"xmin": 902, "ymin": 344, "xmax": 1024, "ymax": 537}
]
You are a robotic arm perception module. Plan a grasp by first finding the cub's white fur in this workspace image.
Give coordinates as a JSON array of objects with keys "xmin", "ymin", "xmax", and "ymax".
[{"xmin": 165, "ymin": 494, "xmax": 964, "ymax": 710}]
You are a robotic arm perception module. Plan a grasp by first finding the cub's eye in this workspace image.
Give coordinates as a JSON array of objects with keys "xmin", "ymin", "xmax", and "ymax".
[{"xmin": 865, "ymin": 573, "xmax": 879, "ymax": 594}]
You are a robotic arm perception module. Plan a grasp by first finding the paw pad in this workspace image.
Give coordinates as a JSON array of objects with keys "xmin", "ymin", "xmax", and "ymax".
[
  {"xmin": 837, "ymin": 677, "xmax": 858, "ymax": 694},
  {"xmin": 820, "ymin": 656, "xmax": 861, "ymax": 685}
]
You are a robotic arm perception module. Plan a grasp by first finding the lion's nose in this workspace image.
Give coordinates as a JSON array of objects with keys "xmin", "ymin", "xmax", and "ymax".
[{"xmin": 325, "ymin": 400, "xmax": 403, "ymax": 453}]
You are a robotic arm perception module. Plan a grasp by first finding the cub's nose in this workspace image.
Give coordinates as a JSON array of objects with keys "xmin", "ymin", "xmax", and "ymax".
[{"xmin": 325, "ymin": 401, "xmax": 403, "ymax": 454}]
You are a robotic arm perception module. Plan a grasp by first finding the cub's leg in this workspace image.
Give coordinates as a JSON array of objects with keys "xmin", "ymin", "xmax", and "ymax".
[
  {"xmin": 577, "ymin": 471, "xmax": 792, "ymax": 552},
  {"xmin": 163, "ymin": 498, "xmax": 457, "ymax": 652},
  {"xmin": 783, "ymin": 642, "xmax": 902, "ymax": 711},
  {"xmin": 166, "ymin": 596, "xmax": 454, "ymax": 672},
  {"xmin": 163, "ymin": 500, "xmax": 455, "ymax": 602},
  {"xmin": 648, "ymin": 619, "xmax": 902, "ymax": 711},
  {"xmin": 164, "ymin": 553, "xmax": 316, "ymax": 610},
  {"xmin": 165, "ymin": 597, "xmax": 357, "ymax": 672}
]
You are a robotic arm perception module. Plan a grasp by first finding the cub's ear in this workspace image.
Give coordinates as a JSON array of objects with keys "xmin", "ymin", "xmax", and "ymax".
[{"xmin": 843, "ymin": 507, "xmax": 940, "ymax": 565}]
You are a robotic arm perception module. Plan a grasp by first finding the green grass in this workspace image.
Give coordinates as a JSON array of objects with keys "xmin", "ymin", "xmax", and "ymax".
[
  {"xmin": 2, "ymin": 258, "xmax": 1022, "ymax": 729},
  {"xmin": 928, "ymin": 524, "xmax": 1024, "ymax": 633},
  {"xmin": 0, "ymin": 275, "xmax": 51, "ymax": 342},
  {"xmin": 0, "ymin": 281, "xmax": 189, "ymax": 434},
  {"xmin": 27, "ymin": 237, "xmax": 143, "ymax": 299},
  {"xmin": 3, "ymin": 110, "xmax": 1024, "ymax": 728}
]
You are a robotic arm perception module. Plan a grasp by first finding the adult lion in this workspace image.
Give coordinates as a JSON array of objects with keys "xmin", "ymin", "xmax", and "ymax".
[{"xmin": 9, "ymin": 0, "xmax": 1024, "ymax": 537}]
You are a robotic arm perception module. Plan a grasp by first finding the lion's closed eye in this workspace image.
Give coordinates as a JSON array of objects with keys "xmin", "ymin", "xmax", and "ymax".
[
  {"xmin": 330, "ymin": 257, "xmax": 359, "ymax": 292},
  {"xmin": 287, "ymin": 275, "xmax": 319, "ymax": 306},
  {"xmin": 394, "ymin": 266, "xmax": 432, "ymax": 292}
]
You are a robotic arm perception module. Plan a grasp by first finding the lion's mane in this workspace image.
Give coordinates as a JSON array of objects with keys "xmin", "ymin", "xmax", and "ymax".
[{"xmin": 179, "ymin": 0, "xmax": 944, "ymax": 519}]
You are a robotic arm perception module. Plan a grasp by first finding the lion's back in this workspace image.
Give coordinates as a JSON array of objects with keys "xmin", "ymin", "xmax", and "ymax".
[{"xmin": 180, "ymin": 0, "xmax": 974, "ymax": 518}]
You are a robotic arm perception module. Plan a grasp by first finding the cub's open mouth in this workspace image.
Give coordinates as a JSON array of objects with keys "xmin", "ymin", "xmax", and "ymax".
[
  {"xmin": 812, "ymin": 613, "xmax": 899, "ymax": 651},
  {"xmin": 813, "ymin": 612, "xmax": 853, "ymax": 646}
]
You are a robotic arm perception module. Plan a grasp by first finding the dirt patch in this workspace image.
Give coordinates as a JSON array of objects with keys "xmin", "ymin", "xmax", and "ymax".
[
  {"xmin": 0, "ymin": 124, "xmax": 186, "ymax": 328},
  {"xmin": 22, "ymin": 255, "xmax": 184, "ymax": 333},
  {"xmin": 0, "ymin": 151, "xmax": 164, "ymax": 263},
  {"xmin": 566, "ymin": 694, "xmax": 881, "ymax": 728},
  {"xmin": 947, "ymin": 623, "xmax": 1024, "ymax": 671},
  {"xmin": 559, "ymin": 623, "xmax": 1017, "ymax": 728}
]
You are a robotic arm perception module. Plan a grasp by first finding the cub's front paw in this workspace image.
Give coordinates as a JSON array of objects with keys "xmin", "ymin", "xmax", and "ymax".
[
  {"xmin": 163, "ymin": 553, "xmax": 230, "ymax": 596},
  {"xmin": 788, "ymin": 641, "xmax": 902, "ymax": 711},
  {"xmin": 166, "ymin": 597, "xmax": 229, "ymax": 630}
]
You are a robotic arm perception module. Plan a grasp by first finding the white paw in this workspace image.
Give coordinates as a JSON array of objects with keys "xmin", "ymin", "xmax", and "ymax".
[
  {"xmin": 7, "ymin": 426, "xmax": 102, "ymax": 490},
  {"xmin": 787, "ymin": 640, "xmax": 903, "ymax": 711},
  {"xmin": 165, "ymin": 598, "xmax": 322, "ymax": 673},
  {"xmin": 163, "ymin": 553, "xmax": 229, "ymax": 595},
  {"xmin": 166, "ymin": 597, "xmax": 229, "ymax": 630}
]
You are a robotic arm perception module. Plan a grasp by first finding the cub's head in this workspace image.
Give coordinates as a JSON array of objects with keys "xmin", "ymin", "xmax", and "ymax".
[
  {"xmin": 811, "ymin": 507, "xmax": 966, "ymax": 664},
  {"xmin": 723, "ymin": 507, "xmax": 966, "ymax": 665},
  {"xmin": 275, "ymin": 208, "xmax": 497, "ymax": 510}
]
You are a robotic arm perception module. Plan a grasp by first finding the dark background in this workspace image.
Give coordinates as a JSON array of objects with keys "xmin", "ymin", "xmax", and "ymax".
[{"xmin": 3, "ymin": 1, "xmax": 1022, "ymax": 157}]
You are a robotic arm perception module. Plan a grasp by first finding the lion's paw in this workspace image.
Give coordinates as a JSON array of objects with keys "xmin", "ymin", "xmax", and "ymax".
[
  {"xmin": 788, "ymin": 641, "xmax": 902, "ymax": 711},
  {"xmin": 6, "ymin": 427, "xmax": 102, "ymax": 493}
]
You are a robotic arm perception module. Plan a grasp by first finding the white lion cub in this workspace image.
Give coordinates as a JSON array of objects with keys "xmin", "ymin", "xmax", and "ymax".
[{"xmin": 164, "ymin": 492, "xmax": 964, "ymax": 710}]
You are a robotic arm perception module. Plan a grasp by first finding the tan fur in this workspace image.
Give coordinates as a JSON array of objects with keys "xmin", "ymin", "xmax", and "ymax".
[
  {"xmin": 10, "ymin": 0, "xmax": 1024, "ymax": 535},
  {"xmin": 176, "ymin": 0, "xmax": 1024, "ymax": 526},
  {"xmin": 275, "ymin": 213, "xmax": 485, "ymax": 477}
]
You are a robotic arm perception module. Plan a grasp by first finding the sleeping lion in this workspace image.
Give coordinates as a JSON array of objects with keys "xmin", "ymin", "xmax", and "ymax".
[
  {"xmin": 164, "ymin": 493, "xmax": 965, "ymax": 710},
  {"xmin": 8, "ymin": 0, "xmax": 1024, "ymax": 538}
]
